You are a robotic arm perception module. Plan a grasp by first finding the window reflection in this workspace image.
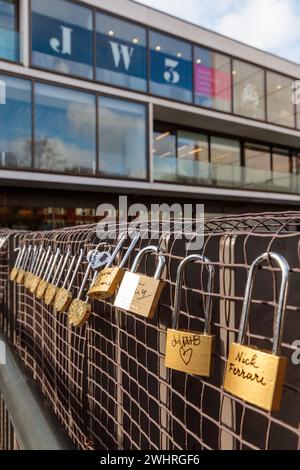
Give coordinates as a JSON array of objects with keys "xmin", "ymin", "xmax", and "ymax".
[
  {"xmin": 96, "ymin": 13, "xmax": 147, "ymax": 91},
  {"xmin": 35, "ymin": 83, "xmax": 96, "ymax": 174},
  {"xmin": 244, "ymin": 143, "xmax": 271, "ymax": 187},
  {"xmin": 233, "ymin": 60, "xmax": 265, "ymax": 120},
  {"xmin": 31, "ymin": 0, "xmax": 93, "ymax": 78},
  {"xmin": 210, "ymin": 137, "xmax": 241, "ymax": 186},
  {"xmin": 0, "ymin": 0, "xmax": 19, "ymax": 61},
  {"xmin": 272, "ymin": 148, "xmax": 292, "ymax": 190},
  {"xmin": 267, "ymin": 72, "xmax": 295, "ymax": 128},
  {"xmin": 194, "ymin": 47, "xmax": 231, "ymax": 112},
  {"xmin": 150, "ymin": 31, "xmax": 193, "ymax": 103},
  {"xmin": 0, "ymin": 74, "xmax": 32, "ymax": 168},
  {"xmin": 99, "ymin": 97, "xmax": 147, "ymax": 179}
]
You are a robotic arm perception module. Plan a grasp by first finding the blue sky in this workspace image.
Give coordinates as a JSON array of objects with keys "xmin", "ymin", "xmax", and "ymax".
[{"xmin": 135, "ymin": 0, "xmax": 300, "ymax": 64}]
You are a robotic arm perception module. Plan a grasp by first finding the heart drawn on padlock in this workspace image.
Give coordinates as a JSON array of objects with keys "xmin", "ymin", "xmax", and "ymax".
[{"xmin": 179, "ymin": 347, "xmax": 193, "ymax": 366}]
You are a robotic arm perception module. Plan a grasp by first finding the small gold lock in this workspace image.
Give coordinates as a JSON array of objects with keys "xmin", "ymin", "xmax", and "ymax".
[
  {"xmin": 88, "ymin": 233, "xmax": 140, "ymax": 300},
  {"xmin": 54, "ymin": 249, "xmax": 83, "ymax": 313},
  {"xmin": 25, "ymin": 245, "xmax": 43, "ymax": 289},
  {"xmin": 44, "ymin": 249, "xmax": 70, "ymax": 306},
  {"xmin": 114, "ymin": 246, "xmax": 166, "ymax": 319},
  {"xmin": 10, "ymin": 246, "xmax": 24, "ymax": 282},
  {"xmin": 15, "ymin": 245, "xmax": 32, "ymax": 285},
  {"xmin": 36, "ymin": 249, "xmax": 60, "ymax": 300},
  {"xmin": 68, "ymin": 259, "xmax": 93, "ymax": 327},
  {"xmin": 29, "ymin": 247, "xmax": 51, "ymax": 294},
  {"xmin": 165, "ymin": 254, "xmax": 215, "ymax": 376},
  {"xmin": 223, "ymin": 252, "xmax": 289, "ymax": 412}
]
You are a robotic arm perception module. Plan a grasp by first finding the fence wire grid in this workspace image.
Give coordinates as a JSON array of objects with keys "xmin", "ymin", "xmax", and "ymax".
[{"xmin": 0, "ymin": 212, "xmax": 300, "ymax": 450}]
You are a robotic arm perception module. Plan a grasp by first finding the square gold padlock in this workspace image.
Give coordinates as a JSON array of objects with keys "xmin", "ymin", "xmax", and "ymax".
[
  {"xmin": 165, "ymin": 254, "xmax": 215, "ymax": 376},
  {"xmin": 88, "ymin": 233, "xmax": 140, "ymax": 300},
  {"xmin": 223, "ymin": 252, "xmax": 289, "ymax": 412},
  {"xmin": 114, "ymin": 246, "xmax": 165, "ymax": 319}
]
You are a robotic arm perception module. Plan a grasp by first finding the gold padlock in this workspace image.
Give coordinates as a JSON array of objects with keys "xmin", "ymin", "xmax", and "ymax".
[
  {"xmin": 54, "ymin": 249, "xmax": 83, "ymax": 313},
  {"xmin": 10, "ymin": 245, "xmax": 25, "ymax": 282},
  {"xmin": 25, "ymin": 245, "xmax": 43, "ymax": 289},
  {"xmin": 223, "ymin": 252, "xmax": 289, "ymax": 412},
  {"xmin": 114, "ymin": 246, "xmax": 166, "ymax": 319},
  {"xmin": 68, "ymin": 259, "xmax": 92, "ymax": 327},
  {"xmin": 16, "ymin": 245, "xmax": 32, "ymax": 284},
  {"xmin": 44, "ymin": 249, "xmax": 70, "ymax": 306},
  {"xmin": 165, "ymin": 254, "xmax": 215, "ymax": 376},
  {"xmin": 88, "ymin": 232, "xmax": 140, "ymax": 300},
  {"xmin": 29, "ymin": 247, "xmax": 51, "ymax": 294},
  {"xmin": 36, "ymin": 248, "xmax": 61, "ymax": 300}
]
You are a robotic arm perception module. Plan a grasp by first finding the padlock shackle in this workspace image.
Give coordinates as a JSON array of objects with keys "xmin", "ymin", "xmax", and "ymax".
[
  {"xmin": 119, "ymin": 232, "xmax": 140, "ymax": 269},
  {"xmin": 171, "ymin": 254, "xmax": 215, "ymax": 333},
  {"xmin": 54, "ymin": 248, "xmax": 71, "ymax": 287},
  {"xmin": 237, "ymin": 251, "xmax": 289, "ymax": 356},
  {"xmin": 131, "ymin": 245, "xmax": 166, "ymax": 279},
  {"xmin": 105, "ymin": 232, "xmax": 127, "ymax": 268}
]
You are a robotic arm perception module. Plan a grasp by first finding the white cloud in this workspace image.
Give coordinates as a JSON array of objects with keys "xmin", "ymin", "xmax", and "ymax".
[{"xmin": 135, "ymin": 0, "xmax": 300, "ymax": 63}]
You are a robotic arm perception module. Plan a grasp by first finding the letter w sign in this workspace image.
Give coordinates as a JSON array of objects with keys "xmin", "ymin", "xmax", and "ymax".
[{"xmin": 109, "ymin": 41, "xmax": 134, "ymax": 70}]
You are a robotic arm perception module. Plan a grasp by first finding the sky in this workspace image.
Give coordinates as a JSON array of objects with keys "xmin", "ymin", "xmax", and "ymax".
[{"xmin": 134, "ymin": 0, "xmax": 300, "ymax": 64}]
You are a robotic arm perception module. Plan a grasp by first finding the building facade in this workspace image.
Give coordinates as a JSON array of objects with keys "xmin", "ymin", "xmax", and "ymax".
[{"xmin": 1, "ymin": 0, "xmax": 300, "ymax": 229}]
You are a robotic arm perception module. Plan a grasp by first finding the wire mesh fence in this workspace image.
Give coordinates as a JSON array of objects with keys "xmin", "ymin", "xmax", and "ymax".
[{"xmin": 0, "ymin": 212, "xmax": 300, "ymax": 450}]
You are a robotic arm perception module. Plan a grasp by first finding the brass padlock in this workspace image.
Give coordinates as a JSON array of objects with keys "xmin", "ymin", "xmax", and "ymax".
[
  {"xmin": 44, "ymin": 249, "xmax": 70, "ymax": 306},
  {"xmin": 88, "ymin": 232, "xmax": 140, "ymax": 300},
  {"xmin": 114, "ymin": 246, "xmax": 166, "ymax": 319},
  {"xmin": 165, "ymin": 254, "xmax": 215, "ymax": 376},
  {"xmin": 16, "ymin": 245, "xmax": 32, "ymax": 284},
  {"xmin": 25, "ymin": 245, "xmax": 43, "ymax": 289},
  {"xmin": 68, "ymin": 260, "xmax": 93, "ymax": 327},
  {"xmin": 10, "ymin": 245, "xmax": 25, "ymax": 282},
  {"xmin": 223, "ymin": 252, "xmax": 289, "ymax": 412},
  {"xmin": 54, "ymin": 249, "xmax": 84, "ymax": 313},
  {"xmin": 36, "ymin": 248, "xmax": 61, "ymax": 300},
  {"xmin": 29, "ymin": 247, "xmax": 51, "ymax": 294}
]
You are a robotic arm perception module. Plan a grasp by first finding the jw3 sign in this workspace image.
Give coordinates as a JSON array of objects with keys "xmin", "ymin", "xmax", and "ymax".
[{"xmin": 31, "ymin": 13, "xmax": 191, "ymax": 91}]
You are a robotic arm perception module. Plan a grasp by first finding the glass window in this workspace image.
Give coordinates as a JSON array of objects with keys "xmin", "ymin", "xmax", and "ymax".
[
  {"xmin": 245, "ymin": 143, "xmax": 270, "ymax": 171},
  {"xmin": 99, "ymin": 97, "xmax": 147, "ymax": 179},
  {"xmin": 31, "ymin": 0, "xmax": 93, "ymax": 78},
  {"xmin": 272, "ymin": 148, "xmax": 291, "ymax": 174},
  {"xmin": 176, "ymin": 130, "xmax": 209, "ymax": 183},
  {"xmin": 153, "ymin": 128, "xmax": 176, "ymax": 181},
  {"xmin": 210, "ymin": 137, "xmax": 240, "ymax": 165},
  {"xmin": 149, "ymin": 31, "xmax": 192, "ymax": 103},
  {"xmin": 0, "ymin": 0, "xmax": 19, "ymax": 61},
  {"xmin": 267, "ymin": 72, "xmax": 295, "ymax": 128},
  {"xmin": 210, "ymin": 137, "xmax": 241, "ymax": 187},
  {"xmin": 194, "ymin": 47, "xmax": 231, "ymax": 112},
  {"xmin": 244, "ymin": 143, "xmax": 271, "ymax": 187},
  {"xmin": 34, "ymin": 83, "xmax": 96, "ymax": 174},
  {"xmin": 96, "ymin": 13, "xmax": 147, "ymax": 92},
  {"xmin": 233, "ymin": 60, "xmax": 265, "ymax": 120},
  {"xmin": 0, "ymin": 74, "xmax": 32, "ymax": 168}
]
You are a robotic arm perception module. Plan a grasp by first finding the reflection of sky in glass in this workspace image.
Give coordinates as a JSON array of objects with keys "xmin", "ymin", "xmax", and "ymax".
[
  {"xmin": 0, "ymin": 74, "xmax": 32, "ymax": 168},
  {"xmin": 0, "ymin": 0, "xmax": 15, "ymax": 30},
  {"xmin": 35, "ymin": 83, "xmax": 96, "ymax": 174},
  {"xmin": 99, "ymin": 97, "xmax": 147, "ymax": 179}
]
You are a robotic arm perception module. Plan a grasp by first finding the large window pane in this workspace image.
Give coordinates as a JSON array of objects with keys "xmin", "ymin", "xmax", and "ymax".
[
  {"xmin": 35, "ymin": 83, "xmax": 96, "ymax": 174},
  {"xmin": 244, "ymin": 143, "xmax": 271, "ymax": 187},
  {"xmin": 0, "ymin": 74, "xmax": 32, "ymax": 168},
  {"xmin": 150, "ymin": 31, "xmax": 192, "ymax": 103},
  {"xmin": 96, "ymin": 13, "xmax": 147, "ymax": 92},
  {"xmin": 177, "ymin": 131, "xmax": 209, "ymax": 183},
  {"xmin": 233, "ymin": 60, "xmax": 265, "ymax": 120},
  {"xmin": 31, "ymin": 0, "xmax": 93, "ymax": 78},
  {"xmin": 99, "ymin": 97, "xmax": 147, "ymax": 179},
  {"xmin": 267, "ymin": 72, "xmax": 295, "ymax": 128},
  {"xmin": 272, "ymin": 148, "xmax": 292, "ymax": 190},
  {"xmin": 210, "ymin": 137, "xmax": 241, "ymax": 187},
  {"xmin": 153, "ymin": 128, "xmax": 176, "ymax": 181},
  {"xmin": 194, "ymin": 47, "xmax": 231, "ymax": 112},
  {"xmin": 0, "ymin": 0, "xmax": 19, "ymax": 61}
]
